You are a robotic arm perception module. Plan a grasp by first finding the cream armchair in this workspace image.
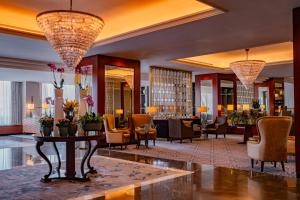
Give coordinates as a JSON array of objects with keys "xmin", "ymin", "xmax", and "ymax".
[
  {"xmin": 104, "ymin": 119, "xmax": 130, "ymax": 150},
  {"xmin": 247, "ymin": 116, "xmax": 292, "ymax": 172}
]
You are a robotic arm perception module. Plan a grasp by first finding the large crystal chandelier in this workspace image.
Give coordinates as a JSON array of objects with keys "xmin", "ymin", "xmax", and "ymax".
[
  {"xmin": 230, "ymin": 49, "xmax": 265, "ymax": 89},
  {"xmin": 36, "ymin": 0, "xmax": 104, "ymax": 68}
]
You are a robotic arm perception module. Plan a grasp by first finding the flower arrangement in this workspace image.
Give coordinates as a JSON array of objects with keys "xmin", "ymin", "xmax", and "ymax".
[
  {"xmin": 39, "ymin": 116, "xmax": 54, "ymax": 127},
  {"xmin": 228, "ymin": 109, "xmax": 265, "ymax": 125},
  {"xmin": 39, "ymin": 116, "xmax": 54, "ymax": 136},
  {"xmin": 56, "ymin": 119, "xmax": 70, "ymax": 127},
  {"xmin": 63, "ymin": 100, "xmax": 79, "ymax": 121},
  {"xmin": 79, "ymin": 112, "xmax": 103, "ymax": 132},
  {"xmin": 252, "ymin": 99, "xmax": 260, "ymax": 109},
  {"xmin": 48, "ymin": 63, "xmax": 65, "ymax": 89},
  {"xmin": 75, "ymin": 65, "xmax": 90, "ymax": 90},
  {"xmin": 86, "ymin": 95, "xmax": 94, "ymax": 112}
]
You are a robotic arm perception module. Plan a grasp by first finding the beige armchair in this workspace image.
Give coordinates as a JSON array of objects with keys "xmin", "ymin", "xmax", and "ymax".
[
  {"xmin": 247, "ymin": 116, "xmax": 292, "ymax": 172},
  {"xmin": 104, "ymin": 119, "xmax": 130, "ymax": 150},
  {"xmin": 132, "ymin": 114, "xmax": 157, "ymax": 147},
  {"xmin": 104, "ymin": 114, "xmax": 131, "ymax": 134}
]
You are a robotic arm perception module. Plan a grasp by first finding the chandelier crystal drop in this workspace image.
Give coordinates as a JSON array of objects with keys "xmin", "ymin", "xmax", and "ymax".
[
  {"xmin": 36, "ymin": 0, "xmax": 104, "ymax": 68},
  {"xmin": 230, "ymin": 49, "xmax": 265, "ymax": 89}
]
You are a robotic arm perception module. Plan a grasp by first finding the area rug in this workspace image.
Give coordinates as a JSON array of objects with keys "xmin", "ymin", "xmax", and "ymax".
[
  {"xmin": 111, "ymin": 135, "xmax": 296, "ymax": 177},
  {"xmin": 0, "ymin": 139, "xmax": 35, "ymax": 148},
  {"xmin": 0, "ymin": 155, "xmax": 191, "ymax": 200}
]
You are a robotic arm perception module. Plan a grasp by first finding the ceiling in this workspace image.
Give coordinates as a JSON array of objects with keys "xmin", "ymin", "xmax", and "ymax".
[
  {"xmin": 0, "ymin": 0, "xmax": 300, "ymax": 80},
  {"xmin": 175, "ymin": 42, "xmax": 293, "ymax": 70},
  {"xmin": 0, "ymin": 0, "xmax": 221, "ymax": 43}
]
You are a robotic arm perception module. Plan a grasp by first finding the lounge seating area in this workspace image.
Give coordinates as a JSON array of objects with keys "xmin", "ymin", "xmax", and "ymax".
[{"xmin": 1, "ymin": 1, "xmax": 300, "ymax": 199}]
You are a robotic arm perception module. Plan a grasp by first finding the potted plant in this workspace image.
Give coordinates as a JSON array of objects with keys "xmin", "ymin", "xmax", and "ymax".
[
  {"xmin": 68, "ymin": 121, "xmax": 78, "ymax": 136},
  {"xmin": 79, "ymin": 112, "xmax": 103, "ymax": 131},
  {"xmin": 39, "ymin": 116, "xmax": 54, "ymax": 136},
  {"xmin": 252, "ymin": 99, "xmax": 260, "ymax": 110},
  {"xmin": 56, "ymin": 119, "xmax": 70, "ymax": 137},
  {"xmin": 63, "ymin": 100, "xmax": 79, "ymax": 122}
]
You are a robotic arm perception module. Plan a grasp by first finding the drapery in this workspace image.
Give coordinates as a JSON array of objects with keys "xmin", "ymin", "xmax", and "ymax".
[
  {"xmin": 11, "ymin": 82, "xmax": 23, "ymax": 125},
  {"xmin": 0, "ymin": 81, "xmax": 12, "ymax": 125}
]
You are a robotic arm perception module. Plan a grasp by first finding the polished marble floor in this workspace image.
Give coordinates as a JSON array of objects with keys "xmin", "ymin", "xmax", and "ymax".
[{"xmin": 0, "ymin": 135, "xmax": 300, "ymax": 200}]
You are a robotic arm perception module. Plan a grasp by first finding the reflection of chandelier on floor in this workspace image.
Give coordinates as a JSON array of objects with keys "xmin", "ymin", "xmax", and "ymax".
[
  {"xmin": 230, "ymin": 49, "xmax": 265, "ymax": 89},
  {"xmin": 36, "ymin": 0, "xmax": 104, "ymax": 68}
]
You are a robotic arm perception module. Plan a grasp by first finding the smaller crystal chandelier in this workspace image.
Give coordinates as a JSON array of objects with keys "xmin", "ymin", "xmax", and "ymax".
[
  {"xmin": 230, "ymin": 49, "xmax": 265, "ymax": 89},
  {"xmin": 36, "ymin": 0, "xmax": 104, "ymax": 69}
]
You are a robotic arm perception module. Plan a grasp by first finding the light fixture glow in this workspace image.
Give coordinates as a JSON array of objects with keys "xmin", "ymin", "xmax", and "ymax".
[
  {"xmin": 36, "ymin": 0, "xmax": 104, "ymax": 68},
  {"xmin": 230, "ymin": 49, "xmax": 265, "ymax": 89}
]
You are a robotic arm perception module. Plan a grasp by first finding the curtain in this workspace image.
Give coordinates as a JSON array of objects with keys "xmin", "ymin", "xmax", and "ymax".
[
  {"xmin": 11, "ymin": 82, "xmax": 23, "ymax": 125},
  {"xmin": 0, "ymin": 81, "xmax": 12, "ymax": 125}
]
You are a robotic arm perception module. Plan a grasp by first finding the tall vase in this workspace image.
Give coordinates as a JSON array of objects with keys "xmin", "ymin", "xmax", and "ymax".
[
  {"xmin": 78, "ymin": 89, "xmax": 88, "ymax": 148},
  {"xmin": 79, "ymin": 89, "xmax": 88, "ymax": 117},
  {"xmin": 54, "ymin": 88, "xmax": 64, "ymax": 136}
]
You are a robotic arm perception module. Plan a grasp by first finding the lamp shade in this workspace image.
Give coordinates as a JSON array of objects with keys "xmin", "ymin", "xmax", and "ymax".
[
  {"xmin": 197, "ymin": 106, "xmax": 208, "ymax": 113},
  {"xmin": 237, "ymin": 105, "xmax": 241, "ymax": 110},
  {"xmin": 227, "ymin": 104, "xmax": 234, "ymax": 111},
  {"xmin": 27, "ymin": 103, "xmax": 35, "ymax": 110},
  {"xmin": 261, "ymin": 104, "xmax": 266, "ymax": 110},
  {"xmin": 242, "ymin": 104, "xmax": 250, "ymax": 111},
  {"xmin": 115, "ymin": 109, "xmax": 123, "ymax": 115},
  {"xmin": 147, "ymin": 106, "xmax": 158, "ymax": 114}
]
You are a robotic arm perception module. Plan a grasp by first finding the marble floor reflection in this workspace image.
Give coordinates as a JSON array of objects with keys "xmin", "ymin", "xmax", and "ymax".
[{"xmin": 0, "ymin": 135, "xmax": 300, "ymax": 200}]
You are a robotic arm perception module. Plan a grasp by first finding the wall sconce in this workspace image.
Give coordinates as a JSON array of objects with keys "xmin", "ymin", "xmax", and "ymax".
[{"xmin": 27, "ymin": 103, "xmax": 35, "ymax": 118}]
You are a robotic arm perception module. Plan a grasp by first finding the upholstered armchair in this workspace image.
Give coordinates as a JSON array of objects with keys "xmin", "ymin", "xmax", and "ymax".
[
  {"xmin": 247, "ymin": 116, "xmax": 292, "ymax": 172},
  {"xmin": 104, "ymin": 114, "xmax": 131, "ymax": 134},
  {"xmin": 168, "ymin": 119, "xmax": 194, "ymax": 143},
  {"xmin": 131, "ymin": 114, "xmax": 157, "ymax": 146},
  {"xmin": 204, "ymin": 116, "xmax": 227, "ymax": 139},
  {"xmin": 103, "ymin": 119, "xmax": 130, "ymax": 150}
]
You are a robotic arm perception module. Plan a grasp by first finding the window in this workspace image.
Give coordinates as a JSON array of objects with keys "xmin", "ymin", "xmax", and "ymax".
[{"xmin": 0, "ymin": 81, "xmax": 12, "ymax": 125}]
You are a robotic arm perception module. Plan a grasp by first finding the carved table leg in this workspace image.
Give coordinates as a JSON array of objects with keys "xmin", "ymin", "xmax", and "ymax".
[
  {"xmin": 36, "ymin": 141, "xmax": 52, "ymax": 182},
  {"xmin": 86, "ymin": 140, "xmax": 99, "ymax": 174},
  {"xmin": 80, "ymin": 140, "xmax": 91, "ymax": 181},
  {"xmin": 52, "ymin": 142, "xmax": 61, "ymax": 174}
]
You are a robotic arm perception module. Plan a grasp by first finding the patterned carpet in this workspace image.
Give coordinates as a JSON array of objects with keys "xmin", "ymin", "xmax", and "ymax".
[
  {"xmin": 111, "ymin": 135, "xmax": 296, "ymax": 177},
  {"xmin": 0, "ymin": 155, "xmax": 190, "ymax": 200}
]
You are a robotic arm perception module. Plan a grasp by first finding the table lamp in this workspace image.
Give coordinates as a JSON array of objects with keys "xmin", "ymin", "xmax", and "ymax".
[
  {"xmin": 227, "ymin": 104, "xmax": 234, "ymax": 112},
  {"xmin": 115, "ymin": 109, "xmax": 123, "ymax": 115},
  {"xmin": 242, "ymin": 104, "xmax": 250, "ymax": 111}
]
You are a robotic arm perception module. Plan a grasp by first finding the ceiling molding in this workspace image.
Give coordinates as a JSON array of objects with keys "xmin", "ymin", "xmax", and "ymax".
[
  {"xmin": 94, "ymin": 8, "xmax": 224, "ymax": 46},
  {"xmin": 0, "ymin": 57, "xmax": 59, "ymax": 71}
]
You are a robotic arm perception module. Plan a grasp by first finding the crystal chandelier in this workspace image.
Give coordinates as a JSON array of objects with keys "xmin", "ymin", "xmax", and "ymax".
[
  {"xmin": 230, "ymin": 49, "xmax": 265, "ymax": 89},
  {"xmin": 36, "ymin": 0, "xmax": 104, "ymax": 68}
]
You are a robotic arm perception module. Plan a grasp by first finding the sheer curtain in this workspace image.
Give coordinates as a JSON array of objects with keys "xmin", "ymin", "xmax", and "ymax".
[{"xmin": 0, "ymin": 81, "xmax": 12, "ymax": 125}]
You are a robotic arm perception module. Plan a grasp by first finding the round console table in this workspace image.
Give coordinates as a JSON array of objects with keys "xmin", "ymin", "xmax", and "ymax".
[{"xmin": 33, "ymin": 134, "xmax": 105, "ymax": 182}]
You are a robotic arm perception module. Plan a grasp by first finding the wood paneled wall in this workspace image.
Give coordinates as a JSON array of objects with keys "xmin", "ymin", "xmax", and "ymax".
[{"xmin": 293, "ymin": 7, "xmax": 300, "ymax": 178}]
